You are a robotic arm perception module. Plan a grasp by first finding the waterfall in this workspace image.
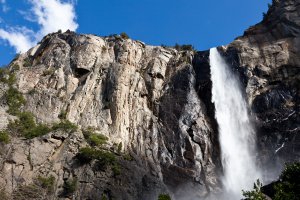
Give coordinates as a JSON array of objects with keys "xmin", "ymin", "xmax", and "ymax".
[{"xmin": 209, "ymin": 47, "xmax": 261, "ymax": 198}]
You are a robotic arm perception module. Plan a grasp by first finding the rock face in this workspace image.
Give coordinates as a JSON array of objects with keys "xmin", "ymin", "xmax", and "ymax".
[
  {"xmin": 0, "ymin": 0, "xmax": 299, "ymax": 199},
  {"xmin": 0, "ymin": 33, "xmax": 221, "ymax": 199}
]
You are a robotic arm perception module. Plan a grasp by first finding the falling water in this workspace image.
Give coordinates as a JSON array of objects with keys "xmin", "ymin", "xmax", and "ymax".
[{"xmin": 209, "ymin": 48, "xmax": 261, "ymax": 198}]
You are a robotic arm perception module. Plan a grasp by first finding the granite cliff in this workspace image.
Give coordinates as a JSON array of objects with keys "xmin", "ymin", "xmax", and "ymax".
[{"xmin": 0, "ymin": 0, "xmax": 299, "ymax": 199}]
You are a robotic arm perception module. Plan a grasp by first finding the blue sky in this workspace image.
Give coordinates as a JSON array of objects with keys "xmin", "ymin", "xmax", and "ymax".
[{"xmin": 0, "ymin": 0, "xmax": 271, "ymax": 66}]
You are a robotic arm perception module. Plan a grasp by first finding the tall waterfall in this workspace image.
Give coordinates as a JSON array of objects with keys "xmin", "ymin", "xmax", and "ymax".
[{"xmin": 209, "ymin": 48, "xmax": 261, "ymax": 198}]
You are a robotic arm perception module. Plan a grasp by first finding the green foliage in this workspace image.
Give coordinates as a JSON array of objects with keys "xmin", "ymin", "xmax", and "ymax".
[
  {"xmin": 42, "ymin": 68, "xmax": 55, "ymax": 76},
  {"xmin": 243, "ymin": 163, "xmax": 300, "ymax": 200},
  {"xmin": 0, "ymin": 131, "xmax": 10, "ymax": 144},
  {"xmin": 7, "ymin": 72, "xmax": 16, "ymax": 85},
  {"xmin": 7, "ymin": 112, "xmax": 36, "ymax": 135},
  {"xmin": 101, "ymin": 194, "xmax": 108, "ymax": 200},
  {"xmin": 7, "ymin": 112, "xmax": 51, "ymax": 139},
  {"xmin": 64, "ymin": 178, "xmax": 77, "ymax": 194},
  {"xmin": 88, "ymin": 133, "xmax": 108, "ymax": 147},
  {"xmin": 158, "ymin": 194, "xmax": 172, "ymax": 200},
  {"xmin": 26, "ymin": 124, "xmax": 51, "ymax": 139},
  {"xmin": 27, "ymin": 154, "xmax": 33, "ymax": 169},
  {"xmin": 23, "ymin": 57, "xmax": 32, "ymax": 68},
  {"xmin": 174, "ymin": 43, "xmax": 194, "ymax": 51},
  {"xmin": 123, "ymin": 153, "xmax": 133, "ymax": 161},
  {"xmin": 242, "ymin": 179, "xmax": 266, "ymax": 200},
  {"xmin": 0, "ymin": 67, "xmax": 17, "ymax": 86},
  {"xmin": 102, "ymin": 46, "xmax": 107, "ymax": 52},
  {"xmin": 36, "ymin": 175, "xmax": 55, "ymax": 192},
  {"xmin": 58, "ymin": 110, "xmax": 67, "ymax": 120},
  {"xmin": 11, "ymin": 64, "xmax": 20, "ymax": 71},
  {"xmin": 263, "ymin": 12, "xmax": 267, "ymax": 20},
  {"xmin": 77, "ymin": 147, "xmax": 116, "ymax": 165},
  {"xmin": 120, "ymin": 32, "xmax": 129, "ymax": 39},
  {"xmin": 111, "ymin": 163, "xmax": 121, "ymax": 176},
  {"xmin": 0, "ymin": 68, "xmax": 9, "ymax": 83},
  {"xmin": 83, "ymin": 127, "xmax": 108, "ymax": 147},
  {"xmin": 274, "ymin": 162, "xmax": 300, "ymax": 200},
  {"xmin": 6, "ymin": 87, "xmax": 26, "ymax": 115},
  {"xmin": 77, "ymin": 147, "xmax": 96, "ymax": 162},
  {"xmin": 117, "ymin": 142, "xmax": 122, "ymax": 153},
  {"xmin": 77, "ymin": 147, "xmax": 120, "ymax": 175},
  {"xmin": 52, "ymin": 120, "xmax": 77, "ymax": 132}
]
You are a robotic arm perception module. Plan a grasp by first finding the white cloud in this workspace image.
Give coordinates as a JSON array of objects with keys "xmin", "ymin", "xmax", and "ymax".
[
  {"xmin": 30, "ymin": 0, "xmax": 78, "ymax": 38},
  {"xmin": 0, "ymin": 28, "xmax": 35, "ymax": 53},
  {"xmin": 0, "ymin": 0, "xmax": 78, "ymax": 53}
]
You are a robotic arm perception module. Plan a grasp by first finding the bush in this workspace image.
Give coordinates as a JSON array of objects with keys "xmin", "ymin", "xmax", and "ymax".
[
  {"xmin": 117, "ymin": 142, "xmax": 122, "ymax": 153},
  {"xmin": 64, "ymin": 178, "xmax": 77, "ymax": 194},
  {"xmin": 7, "ymin": 73, "xmax": 16, "ymax": 86},
  {"xmin": 25, "ymin": 124, "xmax": 51, "ymax": 139},
  {"xmin": 58, "ymin": 110, "xmax": 67, "ymax": 120},
  {"xmin": 11, "ymin": 64, "xmax": 20, "ymax": 71},
  {"xmin": 158, "ymin": 194, "xmax": 172, "ymax": 200},
  {"xmin": 52, "ymin": 120, "xmax": 77, "ymax": 132},
  {"xmin": 111, "ymin": 163, "xmax": 121, "ymax": 176},
  {"xmin": 6, "ymin": 87, "xmax": 26, "ymax": 115},
  {"xmin": 174, "ymin": 43, "xmax": 194, "ymax": 51},
  {"xmin": 42, "ymin": 69, "xmax": 55, "ymax": 76},
  {"xmin": 7, "ymin": 112, "xmax": 51, "ymax": 139},
  {"xmin": 262, "ymin": 12, "xmax": 268, "ymax": 21},
  {"xmin": 97, "ymin": 151, "xmax": 117, "ymax": 167},
  {"xmin": 77, "ymin": 147, "xmax": 96, "ymax": 163},
  {"xmin": 36, "ymin": 175, "xmax": 55, "ymax": 192},
  {"xmin": 0, "ymin": 67, "xmax": 17, "ymax": 86},
  {"xmin": 274, "ymin": 162, "xmax": 300, "ymax": 200},
  {"xmin": 88, "ymin": 133, "xmax": 108, "ymax": 147},
  {"xmin": 7, "ymin": 112, "xmax": 36, "ymax": 135},
  {"xmin": 77, "ymin": 147, "xmax": 116, "ymax": 167},
  {"xmin": 43, "ymin": 68, "xmax": 55, "ymax": 76},
  {"xmin": 120, "ymin": 32, "xmax": 129, "ymax": 39},
  {"xmin": 23, "ymin": 57, "xmax": 32, "ymax": 68},
  {"xmin": 0, "ymin": 131, "xmax": 10, "ymax": 144},
  {"xmin": 244, "ymin": 163, "xmax": 300, "ymax": 200},
  {"xmin": 242, "ymin": 179, "xmax": 266, "ymax": 200},
  {"xmin": 123, "ymin": 153, "xmax": 133, "ymax": 161},
  {"xmin": 77, "ymin": 147, "xmax": 119, "ymax": 174},
  {"xmin": 83, "ymin": 128, "xmax": 108, "ymax": 147},
  {"xmin": 101, "ymin": 194, "xmax": 108, "ymax": 200},
  {"xmin": 102, "ymin": 46, "xmax": 107, "ymax": 52}
]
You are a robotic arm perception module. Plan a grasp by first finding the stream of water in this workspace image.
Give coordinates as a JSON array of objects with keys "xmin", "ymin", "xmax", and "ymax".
[{"xmin": 209, "ymin": 47, "xmax": 261, "ymax": 199}]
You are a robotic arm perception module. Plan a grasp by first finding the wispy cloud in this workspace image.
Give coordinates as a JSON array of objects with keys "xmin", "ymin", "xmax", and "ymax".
[
  {"xmin": 0, "ymin": 0, "xmax": 10, "ymax": 12},
  {"xmin": 0, "ymin": 0, "xmax": 78, "ymax": 53},
  {"xmin": 0, "ymin": 28, "xmax": 35, "ymax": 53}
]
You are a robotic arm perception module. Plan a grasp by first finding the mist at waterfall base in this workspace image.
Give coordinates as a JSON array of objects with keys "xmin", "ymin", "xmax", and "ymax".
[{"xmin": 209, "ymin": 48, "xmax": 262, "ymax": 199}]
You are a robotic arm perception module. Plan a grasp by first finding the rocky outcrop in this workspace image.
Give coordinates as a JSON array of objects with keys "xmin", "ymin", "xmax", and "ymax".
[
  {"xmin": 0, "ymin": 0, "xmax": 299, "ymax": 199},
  {"xmin": 0, "ymin": 32, "xmax": 220, "ymax": 199}
]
